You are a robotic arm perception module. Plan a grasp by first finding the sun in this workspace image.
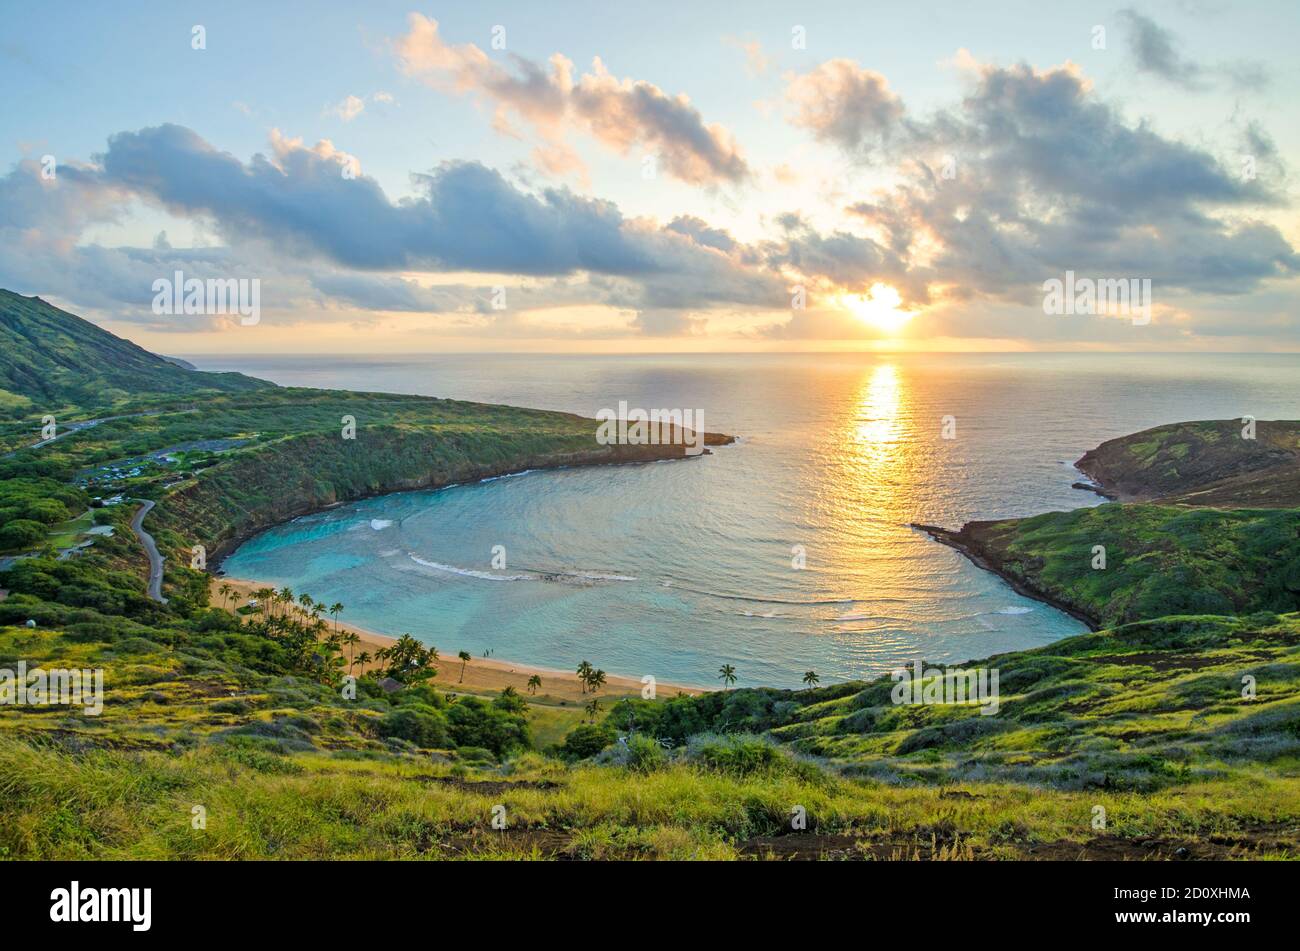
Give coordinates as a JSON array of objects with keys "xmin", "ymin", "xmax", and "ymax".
[{"xmin": 841, "ymin": 283, "xmax": 915, "ymax": 334}]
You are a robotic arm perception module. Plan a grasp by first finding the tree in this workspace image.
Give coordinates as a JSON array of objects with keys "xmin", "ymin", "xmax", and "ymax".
[
  {"xmin": 718, "ymin": 664, "xmax": 737, "ymax": 690},
  {"xmin": 495, "ymin": 685, "xmax": 527, "ymax": 714},
  {"xmin": 355, "ymin": 650, "xmax": 372, "ymax": 671},
  {"xmin": 329, "ymin": 602, "xmax": 344, "ymax": 633},
  {"xmin": 584, "ymin": 698, "xmax": 602, "ymax": 722},
  {"xmin": 218, "ymin": 582, "xmax": 233, "ymax": 610},
  {"xmin": 277, "ymin": 587, "xmax": 294, "ymax": 618},
  {"xmin": 458, "ymin": 650, "xmax": 472, "ymax": 683},
  {"xmin": 526, "ymin": 674, "xmax": 542, "ymax": 695},
  {"xmin": 0, "ymin": 519, "xmax": 46, "ymax": 551},
  {"xmin": 588, "ymin": 669, "xmax": 607, "ymax": 694},
  {"xmin": 802, "ymin": 670, "xmax": 820, "ymax": 689},
  {"xmin": 378, "ymin": 634, "xmax": 437, "ymax": 684},
  {"xmin": 342, "ymin": 631, "xmax": 360, "ymax": 674},
  {"xmin": 576, "ymin": 660, "xmax": 594, "ymax": 693}
]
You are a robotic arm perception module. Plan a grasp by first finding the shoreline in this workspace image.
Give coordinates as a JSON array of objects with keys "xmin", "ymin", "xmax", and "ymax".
[
  {"xmin": 910, "ymin": 522, "xmax": 1100, "ymax": 631},
  {"xmin": 205, "ymin": 437, "xmax": 734, "ymax": 567},
  {"xmin": 907, "ymin": 452, "xmax": 1115, "ymax": 633},
  {"xmin": 209, "ymin": 576, "xmax": 706, "ymax": 703}
]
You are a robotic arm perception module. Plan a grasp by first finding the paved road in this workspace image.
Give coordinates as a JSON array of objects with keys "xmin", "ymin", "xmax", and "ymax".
[{"xmin": 130, "ymin": 500, "xmax": 168, "ymax": 604}]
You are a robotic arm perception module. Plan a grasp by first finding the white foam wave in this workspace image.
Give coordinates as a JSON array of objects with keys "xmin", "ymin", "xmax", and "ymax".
[{"xmin": 409, "ymin": 555, "xmax": 528, "ymax": 581}]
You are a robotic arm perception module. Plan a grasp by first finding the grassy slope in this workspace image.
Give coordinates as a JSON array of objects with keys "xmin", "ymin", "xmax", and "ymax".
[
  {"xmin": 0, "ymin": 290, "xmax": 269, "ymax": 421},
  {"xmin": 2, "ymin": 612, "xmax": 1296, "ymax": 860},
  {"xmin": 948, "ymin": 505, "xmax": 1300, "ymax": 628},
  {"xmin": 1077, "ymin": 419, "xmax": 1300, "ymax": 507}
]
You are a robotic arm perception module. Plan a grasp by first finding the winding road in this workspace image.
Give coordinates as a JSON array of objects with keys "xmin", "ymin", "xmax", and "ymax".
[{"xmin": 130, "ymin": 500, "xmax": 168, "ymax": 604}]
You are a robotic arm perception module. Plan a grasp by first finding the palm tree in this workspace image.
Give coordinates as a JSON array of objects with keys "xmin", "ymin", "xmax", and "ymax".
[
  {"xmin": 584, "ymin": 698, "xmax": 602, "ymax": 722},
  {"xmin": 278, "ymin": 587, "xmax": 294, "ymax": 617},
  {"xmin": 576, "ymin": 660, "xmax": 594, "ymax": 694},
  {"xmin": 329, "ymin": 602, "xmax": 344, "ymax": 633},
  {"xmin": 457, "ymin": 650, "xmax": 472, "ymax": 683},
  {"xmin": 355, "ymin": 650, "xmax": 372, "ymax": 671},
  {"xmin": 526, "ymin": 674, "xmax": 542, "ymax": 695},
  {"xmin": 218, "ymin": 582, "xmax": 233, "ymax": 610},
  {"xmin": 298, "ymin": 592, "xmax": 314, "ymax": 616},
  {"xmin": 588, "ymin": 669, "xmax": 607, "ymax": 694},
  {"xmin": 802, "ymin": 670, "xmax": 820, "ymax": 689},
  {"xmin": 342, "ymin": 631, "xmax": 360, "ymax": 674},
  {"xmin": 718, "ymin": 664, "xmax": 737, "ymax": 690}
]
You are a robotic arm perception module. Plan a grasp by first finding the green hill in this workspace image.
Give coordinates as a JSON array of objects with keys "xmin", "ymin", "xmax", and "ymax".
[
  {"xmin": 0, "ymin": 289, "xmax": 271, "ymax": 419},
  {"xmin": 1077, "ymin": 419, "xmax": 1300, "ymax": 507}
]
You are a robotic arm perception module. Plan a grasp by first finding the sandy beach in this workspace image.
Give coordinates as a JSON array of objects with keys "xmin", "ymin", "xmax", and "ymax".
[{"xmin": 210, "ymin": 576, "xmax": 705, "ymax": 703}]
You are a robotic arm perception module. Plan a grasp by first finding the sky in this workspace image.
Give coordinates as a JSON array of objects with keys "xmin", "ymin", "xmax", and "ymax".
[{"xmin": 0, "ymin": 0, "xmax": 1296, "ymax": 354}]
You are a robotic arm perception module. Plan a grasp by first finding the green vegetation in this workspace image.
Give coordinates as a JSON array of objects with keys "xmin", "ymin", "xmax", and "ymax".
[
  {"xmin": 0, "ymin": 290, "xmax": 268, "ymax": 422},
  {"xmin": 1077, "ymin": 419, "xmax": 1300, "ymax": 507},
  {"xmin": 955, "ymin": 504, "xmax": 1300, "ymax": 627},
  {"xmin": 0, "ymin": 293, "xmax": 1296, "ymax": 860}
]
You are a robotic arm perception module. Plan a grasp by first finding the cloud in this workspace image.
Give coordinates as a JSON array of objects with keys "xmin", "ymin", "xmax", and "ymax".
[
  {"xmin": 776, "ymin": 55, "xmax": 1296, "ymax": 316},
  {"xmin": 0, "ymin": 156, "xmax": 128, "ymax": 247},
  {"xmin": 1119, "ymin": 9, "xmax": 1271, "ymax": 91},
  {"xmin": 629, "ymin": 308, "xmax": 705, "ymax": 336},
  {"xmin": 393, "ymin": 14, "xmax": 747, "ymax": 185},
  {"xmin": 2, "ymin": 40, "xmax": 1295, "ymax": 348},
  {"xmin": 330, "ymin": 95, "xmax": 367, "ymax": 121},
  {"xmin": 724, "ymin": 37, "xmax": 770, "ymax": 76},
  {"xmin": 666, "ymin": 215, "xmax": 736, "ymax": 253},
  {"xmin": 0, "ymin": 125, "xmax": 781, "ymax": 335},
  {"xmin": 1118, "ymin": 9, "xmax": 1205, "ymax": 89},
  {"xmin": 784, "ymin": 59, "xmax": 903, "ymax": 153}
]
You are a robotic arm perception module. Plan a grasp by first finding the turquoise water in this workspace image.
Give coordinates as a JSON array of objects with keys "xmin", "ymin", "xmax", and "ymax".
[{"xmin": 211, "ymin": 353, "xmax": 1300, "ymax": 689}]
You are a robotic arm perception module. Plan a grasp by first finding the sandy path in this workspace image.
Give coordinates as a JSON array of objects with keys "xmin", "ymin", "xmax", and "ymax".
[{"xmin": 209, "ymin": 576, "xmax": 704, "ymax": 703}]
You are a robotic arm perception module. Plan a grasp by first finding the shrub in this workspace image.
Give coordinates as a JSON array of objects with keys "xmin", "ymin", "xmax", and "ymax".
[
  {"xmin": 446, "ymin": 696, "xmax": 529, "ymax": 756},
  {"xmin": 560, "ymin": 722, "xmax": 616, "ymax": 759},
  {"xmin": 377, "ymin": 705, "xmax": 449, "ymax": 748},
  {"xmin": 602, "ymin": 734, "xmax": 667, "ymax": 773},
  {"xmin": 685, "ymin": 733, "xmax": 787, "ymax": 776}
]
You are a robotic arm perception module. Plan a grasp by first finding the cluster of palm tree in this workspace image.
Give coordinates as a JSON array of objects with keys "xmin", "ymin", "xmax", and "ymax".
[
  {"xmin": 226, "ymin": 586, "xmax": 349, "ymax": 683},
  {"xmin": 575, "ymin": 660, "xmax": 607, "ymax": 694},
  {"xmin": 216, "ymin": 585, "xmax": 385, "ymax": 682},
  {"xmin": 374, "ymin": 634, "xmax": 438, "ymax": 684}
]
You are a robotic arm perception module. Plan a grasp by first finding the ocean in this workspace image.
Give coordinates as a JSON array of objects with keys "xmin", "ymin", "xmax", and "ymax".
[{"xmin": 205, "ymin": 352, "xmax": 1300, "ymax": 689}]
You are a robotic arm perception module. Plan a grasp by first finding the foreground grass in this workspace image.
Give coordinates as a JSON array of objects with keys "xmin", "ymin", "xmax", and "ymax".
[
  {"xmin": 3, "ymin": 738, "xmax": 1296, "ymax": 861},
  {"xmin": 1, "ymin": 611, "xmax": 1298, "ymax": 860}
]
